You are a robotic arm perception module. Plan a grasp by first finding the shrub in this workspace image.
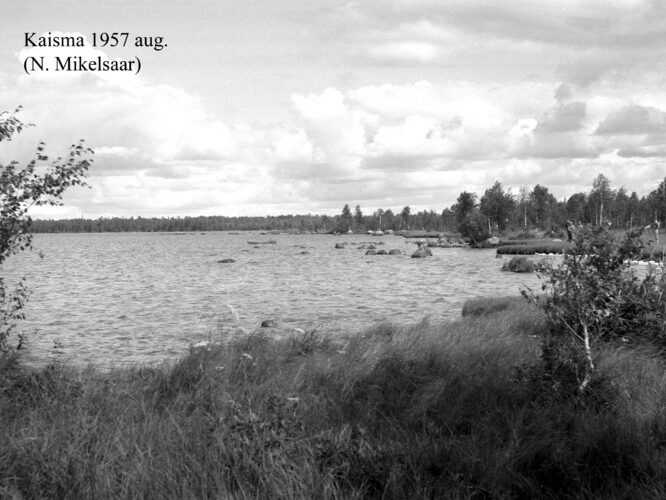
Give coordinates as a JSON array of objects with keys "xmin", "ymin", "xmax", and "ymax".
[
  {"xmin": 0, "ymin": 107, "xmax": 92, "ymax": 354},
  {"xmin": 457, "ymin": 210, "xmax": 490, "ymax": 244},
  {"xmin": 524, "ymin": 226, "xmax": 666, "ymax": 393}
]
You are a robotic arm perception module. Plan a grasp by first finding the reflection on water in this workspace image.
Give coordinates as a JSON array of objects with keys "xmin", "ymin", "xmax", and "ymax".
[{"xmin": 2, "ymin": 232, "xmax": 540, "ymax": 366}]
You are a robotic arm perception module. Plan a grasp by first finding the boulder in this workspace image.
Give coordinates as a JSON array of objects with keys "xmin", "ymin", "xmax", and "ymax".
[
  {"xmin": 335, "ymin": 242, "xmax": 345, "ymax": 249},
  {"xmin": 261, "ymin": 319, "xmax": 278, "ymax": 328},
  {"xmin": 218, "ymin": 258, "xmax": 236, "ymax": 263},
  {"xmin": 376, "ymin": 249, "xmax": 387, "ymax": 255},
  {"xmin": 367, "ymin": 244, "xmax": 376, "ymax": 249},
  {"xmin": 411, "ymin": 248, "xmax": 431, "ymax": 258},
  {"xmin": 502, "ymin": 256, "xmax": 549, "ymax": 273},
  {"xmin": 365, "ymin": 249, "xmax": 377, "ymax": 255},
  {"xmin": 248, "ymin": 240, "xmax": 277, "ymax": 245},
  {"xmin": 388, "ymin": 249, "xmax": 402, "ymax": 255}
]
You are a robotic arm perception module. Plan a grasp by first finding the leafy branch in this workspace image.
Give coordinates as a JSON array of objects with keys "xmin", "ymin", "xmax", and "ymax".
[{"xmin": 0, "ymin": 107, "xmax": 93, "ymax": 353}]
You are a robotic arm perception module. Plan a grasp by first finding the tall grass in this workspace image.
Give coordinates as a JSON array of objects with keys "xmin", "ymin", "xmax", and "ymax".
[
  {"xmin": 496, "ymin": 242, "xmax": 571, "ymax": 255},
  {"xmin": 3, "ymin": 302, "xmax": 666, "ymax": 498}
]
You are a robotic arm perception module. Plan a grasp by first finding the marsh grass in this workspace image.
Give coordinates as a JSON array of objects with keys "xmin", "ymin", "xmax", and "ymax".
[
  {"xmin": 497, "ymin": 231, "xmax": 666, "ymax": 262},
  {"xmin": 496, "ymin": 241, "xmax": 571, "ymax": 255},
  {"xmin": 3, "ymin": 303, "xmax": 666, "ymax": 498}
]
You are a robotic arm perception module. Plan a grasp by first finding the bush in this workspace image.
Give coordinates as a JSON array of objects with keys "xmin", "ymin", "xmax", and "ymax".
[
  {"xmin": 0, "ymin": 107, "xmax": 92, "ymax": 354},
  {"xmin": 457, "ymin": 210, "xmax": 490, "ymax": 244},
  {"xmin": 524, "ymin": 226, "xmax": 666, "ymax": 392}
]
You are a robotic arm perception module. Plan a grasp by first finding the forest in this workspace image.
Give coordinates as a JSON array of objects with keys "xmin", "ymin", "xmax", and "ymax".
[{"xmin": 30, "ymin": 173, "xmax": 666, "ymax": 234}]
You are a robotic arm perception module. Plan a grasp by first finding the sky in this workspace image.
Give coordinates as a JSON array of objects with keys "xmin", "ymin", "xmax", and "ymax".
[{"xmin": 1, "ymin": 0, "xmax": 666, "ymax": 219}]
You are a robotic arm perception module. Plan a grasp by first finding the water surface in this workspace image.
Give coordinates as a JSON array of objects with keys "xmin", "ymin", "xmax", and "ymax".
[{"xmin": 2, "ymin": 232, "xmax": 540, "ymax": 366}]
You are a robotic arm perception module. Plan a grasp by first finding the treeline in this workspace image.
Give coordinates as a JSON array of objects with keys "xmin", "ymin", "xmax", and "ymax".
[
  {"xmin": 334, "ymin": 173, "xmax": 666, "ymax": 236},
  {"xmin": 32, "ymin": 174, "xmax": 666, "ymax": 234},
  {"xmin": 30, "ymin": 214, "xmax": 328, "ymax": 234}
]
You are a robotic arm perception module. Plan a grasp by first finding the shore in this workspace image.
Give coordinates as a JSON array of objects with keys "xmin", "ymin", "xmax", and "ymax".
[{"xmin": 2, "ymin": 298, "xmax": 666, "ymax": 498}]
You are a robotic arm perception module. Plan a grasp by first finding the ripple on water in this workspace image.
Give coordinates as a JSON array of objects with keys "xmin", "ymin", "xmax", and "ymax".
[{"xmin": 4, "ymin": 233, "xmax": 541, "ymax": 366}]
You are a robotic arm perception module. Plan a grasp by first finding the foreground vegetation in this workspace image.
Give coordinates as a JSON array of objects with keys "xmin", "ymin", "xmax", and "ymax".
[{"xmin": 2, "ymin": 299, "xmax": 666, "ymax": 499}]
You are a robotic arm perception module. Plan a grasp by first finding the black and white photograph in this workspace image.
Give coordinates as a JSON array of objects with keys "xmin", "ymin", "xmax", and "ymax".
[{"xmin": 2, "ymin": 1, "xmax": 666, "ymax": 497}]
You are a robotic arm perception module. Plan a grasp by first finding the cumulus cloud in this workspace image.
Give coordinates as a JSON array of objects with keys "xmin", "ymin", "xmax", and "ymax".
[
  {"xmin": 1, "ymin": 45, "xmax": 270, "ymax": 215},
  {"xmin": 595, "ymin": 104, "xmax": 666, "ymax": 135},
  {"xmin": 617, "ymin": 145, "xmax": 666, "ymax": 158},
  {"xmin": 536, "ymin": 102, "xmax": 587, "ymax": 133},
  {"xmin": 6, "ymin": 63, "xmax": 666, "ymax": 217},
  {"xmin": 5, "ymin": 2, "xmax": 666, "ymax": 218}
]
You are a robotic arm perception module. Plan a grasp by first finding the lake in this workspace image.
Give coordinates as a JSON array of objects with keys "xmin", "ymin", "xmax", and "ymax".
[{"xmin": 2, "ymin": 232, "xmax": 541, "ymax": 366}]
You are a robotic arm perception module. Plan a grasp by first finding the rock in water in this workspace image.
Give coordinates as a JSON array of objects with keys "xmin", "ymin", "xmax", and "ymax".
[
  {"xmin": 411, "ymin": 249, "xmax": 430, "ymax": 258},
  {"xmin": 261, "ymin": 319, "xmax": 278, "ymax": 327}
]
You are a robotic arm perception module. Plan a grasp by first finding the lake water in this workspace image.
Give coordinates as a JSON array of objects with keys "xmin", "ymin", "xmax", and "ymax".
[{"xmin": 2, "ymin": 232, "xmax": 541, "ymax": 366}]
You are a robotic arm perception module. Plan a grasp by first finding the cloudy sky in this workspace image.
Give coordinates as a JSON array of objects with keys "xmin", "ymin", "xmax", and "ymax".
[{"xmin": 1, "ymin": 0, "xmax": 665, "ymax": 218}]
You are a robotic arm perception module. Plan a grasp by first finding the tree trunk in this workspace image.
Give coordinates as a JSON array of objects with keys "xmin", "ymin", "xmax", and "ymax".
[
  {"xmin": 579, "ymin": 323, "xmax": 594, "ymax": 393},
  {"xmin": 523, "ymin": 205, "xmax": 527, "ymax": 229}
]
